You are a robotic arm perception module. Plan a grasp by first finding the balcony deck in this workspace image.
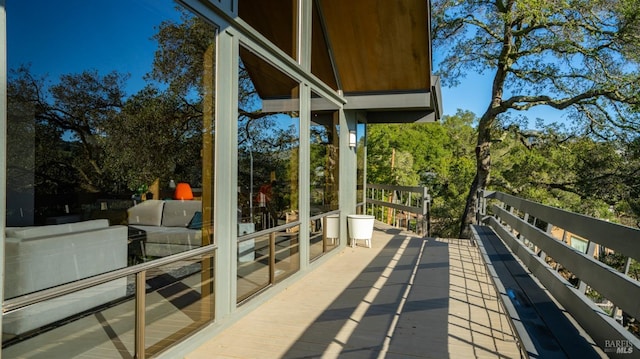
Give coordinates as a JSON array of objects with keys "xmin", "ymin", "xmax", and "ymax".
[{"xmin": 187, "ymin": 222, "xmax": 521, "ymax": 359}]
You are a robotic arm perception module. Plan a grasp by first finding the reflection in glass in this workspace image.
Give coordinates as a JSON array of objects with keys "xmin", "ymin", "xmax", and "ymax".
[
  {"xmin": 308, "ymin": 92, "xmax": 340, "ymax": 261},
  {"xmin": 237, "ymin": 228, "xmax": 300, "ymax": 303},
  {"xmin": 237, "ymin": 46, "xmax": 300, "ymax": 232},
  {"xmin": 310, "ymin": 214, "xmax": 339, "ymax": 261},
  {"xmin": 310, "ymin": 93, "xmax": 339, "ymax": 216},
  {"xmin": 237, "ymin": 234, "xmax": 271, "ymax": 302},
  {"xmin": 7, "ymin": 0, "xmax": 215, "ymax": 262},
  {"xmin": 235, "ymin": 46, "xmax": 300, "ymax": 304},
  {"xmin": 5, "ymin": 0, "xmax": 216, "ymax": 353},
  {"xmin": 274, "ymin": 228, "xmax": 300, "ymax": 282},
  {"xmin": 144, "ymin": 254, "xmax": 215, "ymax": 356},
  {"xmin": 3, "ymin": 277, "xmax": 135, "ymax": 358},
  {"xmin": 311, "ymin": 0, "xmax": 339, "ymax": 90}
]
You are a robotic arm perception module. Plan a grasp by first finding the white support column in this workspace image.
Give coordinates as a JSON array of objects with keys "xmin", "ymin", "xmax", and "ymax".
[
  {"xmin": 296, "ymin": 0, "xmax": 312, "ymax": 270},
  {"xmin": 298, "ymin": 0, "xmax": 312, "ymax": 71},
  {"xmin": 341, "ymin": 110, "xmax": 361, "ymax": 235},
  {"xmin": 0, "ymin": 1, "xmax": 7, "ymax": 351},
  {"xmin": 298, "ymin": 83, "xmax": 311, "ymax": 269},
  {"xmin": 359, "ymin": 123, "xmax": 368, "ymax": 210},
  {"xmin": 214, "ymin": 28, "xmax": 239, "ymax": 318}
]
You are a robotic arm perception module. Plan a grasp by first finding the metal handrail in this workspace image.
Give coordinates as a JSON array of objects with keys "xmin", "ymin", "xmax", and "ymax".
[
  {"xmin": 367, "ymin": 183, "xmax": 426, "ymax": 193},
  {"xmin": 310, "ymin": 210, "xmax": 340, "ymax": 222},
  {"xmin": 3, "ymin": 243, "xmax": 218, "ymax": 314},
  {"xmin": 237, "ymin": 221, "xmax": 302, "ymax": 242}
]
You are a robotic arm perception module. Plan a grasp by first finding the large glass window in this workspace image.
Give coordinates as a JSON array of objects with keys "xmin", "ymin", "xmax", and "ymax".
[
  {"xmin": 570, "ymin": 236, "xmax": 589, "ymax": 253},
  {"xmin": 5, "ymin": 1, "xmax": 216, "ymax": 354},
  {"xmin": 310, "ymin": 92, "xmax": 339, "ymax": 216},
  {"xmin": 237, "ymin": 46, "xmax": 300, "ymax": 232},
  {"xmin": 236, "ymin": 45, "xmax": 300, "ymax": 301},
  {"xmin": 7, "ymin": 0, "xmax": 215, "ymax": 258},
  {"xmin": 309, "ymin": 92, "xmax": 340, "ymax": 260}
]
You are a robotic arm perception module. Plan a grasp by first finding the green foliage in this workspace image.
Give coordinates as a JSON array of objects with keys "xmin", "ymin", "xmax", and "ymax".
[
  {"xmin": 599, "ymin": 252, "xmax": 640, "ymax": 282},
  {"xmin": 366, "ymin": 106, "xmax": 640, "ymax": 235},
  {"xmin": 102, "ymin": 86, "xmax": 203, "ymax": 191},
  {"xmin": 6, "ymin": 9, "xmax": 218, "ymax": 199},
  {"xmin": 366, "ymin": 110, "xmax": 477, "ymax": 237},
  {"xmin": 433, "ymin": 0, "xmax": 640, "ymax": 236},
  {"xmin": 489, "ymin": 124, "xmax": 640, "ymax": 223},
  {"xmin": 148, "ymin": 9, "xmax": 216, "ymax": 97}
]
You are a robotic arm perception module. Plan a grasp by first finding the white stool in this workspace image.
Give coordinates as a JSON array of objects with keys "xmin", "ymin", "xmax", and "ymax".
[
  {"xmin": 347, "ymin": 215, "xmax": 375, "ymax": 248},
  {"xmin": 325, "ymin": 214, "xmax": 340, "ymax": 245}
]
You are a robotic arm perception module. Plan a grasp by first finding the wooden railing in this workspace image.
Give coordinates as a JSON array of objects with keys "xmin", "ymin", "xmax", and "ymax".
[
  {"xmin": 365, "ymin": 184, "xmax": 430, "ymax": 236},
  {"xmin": 476, "ymin": 190, "xmax": 640, "ymax": 357}
]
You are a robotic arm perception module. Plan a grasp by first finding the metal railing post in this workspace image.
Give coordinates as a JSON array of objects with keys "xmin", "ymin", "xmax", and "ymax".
[
  {"xmin": 578, "ymin": 241, "xmax": 598, "ymax": 293},
  {"xmin": 476, "ymin": 189, "xmax": 486, "ymax": 224},
  {"xmin": 269, "ymin": 232, "xmax": 276, "ymax": 284},
  {"xmin": 422, "ymin": 187, "xmax": 430, "ymax": 237},
  {"xmin": 135, "ymin": 270, "xmax": 146, "ymax": 359}
]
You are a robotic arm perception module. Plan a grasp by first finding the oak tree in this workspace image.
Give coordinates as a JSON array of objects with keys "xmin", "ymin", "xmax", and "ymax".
[{"xmin": 432, "ymin": 0, "xmax": 640, "ymax": 237}]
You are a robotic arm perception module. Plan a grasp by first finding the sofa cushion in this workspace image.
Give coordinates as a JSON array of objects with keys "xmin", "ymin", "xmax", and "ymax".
[
  {"xmin": 5, "ymin": 219, "xmax": 109, "ymax": 239},
  {"xmin": 128, "ymin": 200, "xmax": 165, "ymax": 226},
  {"xmin": 3, "ymin": 223, "xmax": 128, "ymax": 335},
  {"xmin": 146, "ymin": 226, "xmax": 202, "ymax": 246},
  {"xmin": 5, "ymin": 225, "xmax": 127, "ymax": 298},
  {"xmin": 161, "ymin": 200, "xmax": 202, "ymax": 227},
  {"xmin": 188, "ymin": 211, "xmax": 203, "ymax": 230}
]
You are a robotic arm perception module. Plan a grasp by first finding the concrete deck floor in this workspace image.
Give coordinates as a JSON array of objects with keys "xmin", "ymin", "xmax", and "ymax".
[{"xmin": 187, "ymin": 223, "xmax": 522, "ymax": 359}]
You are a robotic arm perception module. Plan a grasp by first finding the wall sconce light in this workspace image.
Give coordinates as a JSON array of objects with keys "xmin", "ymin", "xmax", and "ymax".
[{"xmin": 349, "ymin": 130, "xmax": 357, "ymax": 148}]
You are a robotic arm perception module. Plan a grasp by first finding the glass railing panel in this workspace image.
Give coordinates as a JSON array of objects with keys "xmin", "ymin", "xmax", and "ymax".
[
  {"xmin": 237, "ymin": 233, "xmax": 271, "ymax": 302},
  {"xmin": 309, "ymin": 214, "xmax": 339, "ymax": 262},
  {"xmin": 2, "ymin": 276, "xmax": 136, "ymax": 358},
  {"xmin": 274, "ymin": 228, "xmax": 300, "ymax": 282},
  {"xmin": 309, "ymin": 217, "xmax": 325, "ymax": 261},
  {"xmin": 144, "ymin": 254, "xmax": 214, "ymax": 357},
  {"xmin": 323, "ymin": 215, "xmax": 339, "ymax": 253},
  {"xmin": 237, "ymin": 226, "xmax": 301, "ymax": 303}
]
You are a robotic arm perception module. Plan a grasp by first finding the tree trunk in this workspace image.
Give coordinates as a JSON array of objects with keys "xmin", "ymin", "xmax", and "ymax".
[
  {"xmin": 459, "ymin": 175, "xmax": 479, "ymax": 239},
  {"xmin": 459, "ymin": 123, "xmax": 492, "ymax": 239},
  {"xmin": 457, "ymin": 2, "xmax": 512, "ymax": 238}
]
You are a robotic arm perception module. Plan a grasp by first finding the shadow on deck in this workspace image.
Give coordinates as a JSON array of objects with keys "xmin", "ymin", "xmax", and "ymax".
[{"xmin": 187, "ymin": 222, "xmax": 521, "ymax": 359}]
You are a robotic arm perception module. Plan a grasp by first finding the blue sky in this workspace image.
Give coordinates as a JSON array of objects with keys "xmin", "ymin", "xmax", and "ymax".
[
  {"xmin": 438, "ymin": 70, "xmax": 570, "ymax": 127},
  {"xmin": 7, "ymin": 0, "xmax": 178, "ymax": 96},
  {"xmin": 8, "ymin": 1, "xmax": 566, "ymax": 129}
]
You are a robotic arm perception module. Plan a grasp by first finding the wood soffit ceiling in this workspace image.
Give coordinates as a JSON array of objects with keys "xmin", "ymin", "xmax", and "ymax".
[{"xmin": 239, "ymin": 0, "xmax": 433, "ymax": 99}]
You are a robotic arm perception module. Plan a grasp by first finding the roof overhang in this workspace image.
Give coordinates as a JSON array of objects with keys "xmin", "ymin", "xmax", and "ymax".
[
  {"xmin": 238, "ymin": 0, "xmax": 442, "ymax": 123},
  {"xmin": 343, "ymin": 76, "xmax": 442, "ymax": 123}
]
